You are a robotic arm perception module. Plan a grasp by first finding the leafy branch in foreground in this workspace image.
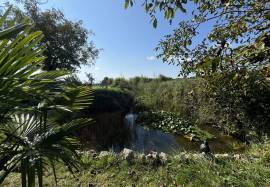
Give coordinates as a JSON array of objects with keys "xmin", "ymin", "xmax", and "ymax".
[{"xmin": 125, "ymin": 0, "xmax": 270, "ymax": 76}]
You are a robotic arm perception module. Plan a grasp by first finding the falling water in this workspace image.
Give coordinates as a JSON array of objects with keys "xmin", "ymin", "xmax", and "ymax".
[{"xmin": 124, "ymin": 113, "xmax": 181, "ymax": 153}]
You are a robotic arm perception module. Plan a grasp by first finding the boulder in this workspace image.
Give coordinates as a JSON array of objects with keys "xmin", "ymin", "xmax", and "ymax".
[
  {"xmin": 150, "ymin": 151, "xmax": 158, "ymax": 159},
  {"xmin": 158, "ymin": 152, "xmax": 168, "ymax": 164},
  {"xmin": 122, "ymin": 148, "xmax": 134, "ymax": 162},
  {"xmin": 145, "ymin": 151, "xmax": 160, "ymax": 165}
]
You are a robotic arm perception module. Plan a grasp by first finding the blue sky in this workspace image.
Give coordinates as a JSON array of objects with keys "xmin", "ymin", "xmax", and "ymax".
[
  {"xmin": 10, "ymin": 0, "xmax": 213, "ymax": 82},
  {"xmin": 35, "ymin": 0, "xmax": 184, "ymax": 82}
]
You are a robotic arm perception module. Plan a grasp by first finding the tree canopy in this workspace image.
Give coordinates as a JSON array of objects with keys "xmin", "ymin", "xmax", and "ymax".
[
  {"xmin": 10, "ymin": 0, "xmax": 99, "ymax": 72},
  {"xmin": 126, "ymin": 0, "xmax": 270, "ymax": 77}
]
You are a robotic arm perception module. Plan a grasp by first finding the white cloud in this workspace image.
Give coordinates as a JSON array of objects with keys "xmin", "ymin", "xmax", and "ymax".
[{"xmin": 146, "ymin": 56, "xmax": 156, "ymax": 61}]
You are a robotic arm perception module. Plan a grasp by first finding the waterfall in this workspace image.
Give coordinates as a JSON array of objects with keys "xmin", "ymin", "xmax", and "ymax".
[
  {"xmin": 125, "ymin": 113, "xmax": 136, "ymax": 128},
  {"xmin": 124, "ymin": 113, "xmax": 180, "ymax": 153},
  {"xmin": 124, "ymin": 113, "xmax": 145, "ymax": 151}
]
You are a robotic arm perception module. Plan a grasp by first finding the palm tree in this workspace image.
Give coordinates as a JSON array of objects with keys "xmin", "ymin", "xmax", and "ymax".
[
  {"xmin": 0, "ymin": 113, "xmax": 92, "ymax": 187},
  {"xmin": 0, "ymin": 7, "xmax": 93, "ymax": 187}
]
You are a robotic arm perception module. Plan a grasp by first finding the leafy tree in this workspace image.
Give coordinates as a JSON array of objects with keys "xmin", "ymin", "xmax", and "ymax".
[
  {"xmin": 158, "ymin": 74, "xmax": 173, "ymax": 81},
  {"xmin": 113, "ymin": 77, "xmax": 131, "ymax": 90},
  {"xmin": 125, "ymin": 0, "xmax": 270, "ymax": 139},
  {"xmin": 86, "ymin": 73, "xmax": 95, "ymax": 85},
  {"xmin": 101, "ymin": 77, "xmax": 113, "ymax": 87},
  {"xmin": 126, "ymin": 0, "xmax": 270, "ymax": 76},
  {"xmin": 11, "ymin": 0, "xmax": 99, "ymax": 72}
]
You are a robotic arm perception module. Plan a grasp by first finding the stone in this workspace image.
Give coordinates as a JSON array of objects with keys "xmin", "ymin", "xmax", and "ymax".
[
  {"xmin": 145, "ymin": 151, "xmax": 160, "ymax": 165},
  {"xmin": 98, "ymin": 151, "xmax": 110, "ymax": 158},
  {"xmin": 200, "ymin": 141, "xmax": 211, "ymax": 154},
  {"xmin": 192, "ymin": 153, "xmax": 205, "ymax": 159},
  {"xmin": 92, "ymin": 152, "xmax": 98, "ymax": 158},
  {"xmin": 85, "ymin": 149, "xmax": 98, "ymax": 158},
  {"xmin": 158, "ymin": 152, "xmax": 168, "ymax": 164},
  {"xmin": 233, "ymin": 154, "xmax": 241, "ymax": 160},
  {"xmin": 150, "ymin": 151, "xmax": 158, "ymax": 159},
  {"xmin": 122, "ymin": 148, "xmax": 134, "ymax": 162}
]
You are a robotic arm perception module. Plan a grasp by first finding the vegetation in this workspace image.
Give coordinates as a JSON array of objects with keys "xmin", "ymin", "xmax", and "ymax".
[
  {"xmin": 9, "ymin": 0, "xmax": 99, "ymax": 71},
  {"xmin": 2, "ymin": 144, "xmax": 270, "ymax": 187},
  {"xmin": 89, "ymin": 87, "xmax": 133, "ymax": 114},
  {"xmin": 0, "ymin": 0, "xmax": 270, "ymax": 186},
  {"xmin": 136, "ymin": 111, "xmax": 214, "ymax": 141},
  {"xmin": 0, "ymin": 8, "xmax": 92, "ymax": 186},
  {"xmin": 99, "ymin": 75, "xmax": 270, "ymax": 142},
  {"xmin": 123, "ymin": 0, "xmax": 270, "ymax": 142}
]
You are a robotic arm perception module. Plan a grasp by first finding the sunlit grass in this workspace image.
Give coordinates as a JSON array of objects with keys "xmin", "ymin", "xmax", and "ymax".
[{"xmin": 3, "ymin": 144, "xmax": 270, "ymax": 187}]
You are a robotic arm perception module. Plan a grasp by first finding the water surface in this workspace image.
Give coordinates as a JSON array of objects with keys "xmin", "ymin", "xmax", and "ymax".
[{"xmin": 121, "ymin": 113, "xmax": 244, "ymax": 153}]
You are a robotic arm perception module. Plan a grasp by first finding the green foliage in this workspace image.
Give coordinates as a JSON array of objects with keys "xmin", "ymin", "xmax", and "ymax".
[
  {"xmin": 134, "ymin": 78, "xmax": 208, "ymax": 120},
  {"xmin": 0, "ymin": 8, "xmax": 93, "ymax": 187},
  {"xmin": 125, "ymin": 0, "xmax": 187, "ymax": 27},
  {"xmin": 111, "ymin": 77, "xmax": 132, "ymax": 90},
  {"xmin": 105, "ymin": 75, "xmax": 269, "ymax": 142},
  {"xmin": 100, "ymin": 77, "xmax": 113, "ymax": 87},
  {"xmin": 3, "ymin": 144, "xmax": 270, "ymax": 186},
  {"xmin": 124, "ymin": 1, "xmax": 270, "ymax": 141},
  {"xmin": 206, "ymin": 70, "xmax": 270, "ymax": 141},
  {"xmin": 126, "ymin": 1, "xmax": 270, "ymax": 77},
  {"xmin": 132, "ymin": 76, "xmax": 270, "ymax": 141},
  {"xmin": 136, "ymin": 110, "xmax": 214, "ymax": 141},
  {"xmin": 88, "ymin": 87, "xmax": 133, "ymax": 114},
  {"xmin": 0, "ymin": 114, "xmax": 92, "ymax": 186},
  {"xmin": 0, "ymin": 7, "xmax": 46, "ymax": 114},
  {"xmin": 10, "ymin": 1, "xmax": 99, "ymax": 72}
]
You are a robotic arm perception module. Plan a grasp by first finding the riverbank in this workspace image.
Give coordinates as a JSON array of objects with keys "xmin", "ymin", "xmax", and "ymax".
[{"xmin": 3, "ymin": 144, "xmax": 270, "ymax": 187}]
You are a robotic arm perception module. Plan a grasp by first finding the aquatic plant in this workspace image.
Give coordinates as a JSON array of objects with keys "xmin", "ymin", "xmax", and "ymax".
[{"xmin": 136, "ymin": 111, "xmax": 214, "ymax": 141}]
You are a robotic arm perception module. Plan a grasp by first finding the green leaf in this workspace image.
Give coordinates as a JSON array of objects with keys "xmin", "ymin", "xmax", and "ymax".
[
  {"xmin": 153, "ymin": 18, "xmax": 158, "ymax": 28},
  {"xmin": 178, "ymin": 3, "xmax": 186, "ymax": 13},
  {"xmin": 124, "ymin": 0, "xmax": 130, "ymax": 9},
  {"xmin": 0, "ymin": 23, "xmax": 31, "ymax": 40},
  {"xmin": 145, "ymin": 3, "xmax": 153, "ymax": 13}
]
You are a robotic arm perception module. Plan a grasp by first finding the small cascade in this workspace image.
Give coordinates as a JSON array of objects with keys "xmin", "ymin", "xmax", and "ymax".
[
  {"xmin": 124, "ymin": 113, "xmax": 180, "ymax": 153},
  {"xmin": 125, "ymin": 113, "xmax": 136, "ymax": 129}
]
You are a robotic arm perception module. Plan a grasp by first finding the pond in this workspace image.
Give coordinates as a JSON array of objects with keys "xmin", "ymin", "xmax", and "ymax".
[
  {"xmin": 116, "ymin": 113, "xmax": 245, "ymax": 154},
  {"xmin": 81, "ymin": 112, "xmax": 245, "ymax": 154}
]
